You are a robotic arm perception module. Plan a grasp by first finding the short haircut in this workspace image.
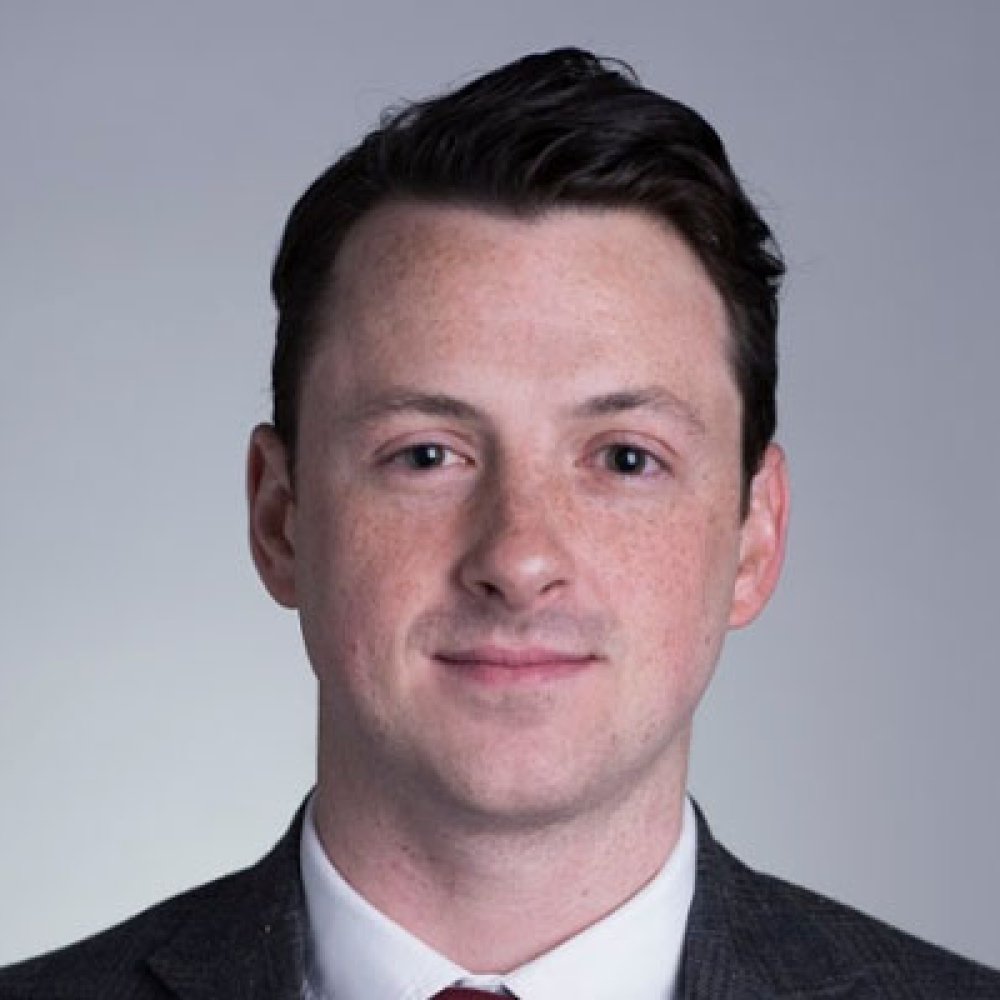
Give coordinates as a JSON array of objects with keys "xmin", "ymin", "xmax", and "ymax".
[{"xmin": 270, "ymin": 47, "xmax": 785, "ymax": 501}]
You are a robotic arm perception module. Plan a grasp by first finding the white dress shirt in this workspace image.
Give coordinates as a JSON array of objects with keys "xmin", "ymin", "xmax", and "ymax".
[{"xmin": 300, "ymin": 795, "xmax": 696, "ymax": 1000}]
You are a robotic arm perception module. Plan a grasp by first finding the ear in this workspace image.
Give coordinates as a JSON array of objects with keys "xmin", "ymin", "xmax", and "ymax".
[
  {"xmin": 247, "ymin": 424, "xmax": 298, "ymax": 609},
  {"xmin": 729, "ymin": 443, "xmax": 790, "ymax": 629}
]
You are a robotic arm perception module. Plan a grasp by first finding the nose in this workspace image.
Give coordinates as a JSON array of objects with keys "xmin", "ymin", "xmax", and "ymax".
[{"xmin": 456, "ymin": 470, "xmax": 573, "ymax": 612}]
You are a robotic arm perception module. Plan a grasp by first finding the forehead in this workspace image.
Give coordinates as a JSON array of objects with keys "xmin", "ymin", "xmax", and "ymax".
[{"xmin": 324, "ymin": 200, "xmax": 730, "ymax": 363}]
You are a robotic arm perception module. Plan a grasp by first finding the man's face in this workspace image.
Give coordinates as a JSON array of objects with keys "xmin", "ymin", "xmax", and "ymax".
[{"xmin": 250, "ymin": 202, "xmax": 786, "ymax": 828}]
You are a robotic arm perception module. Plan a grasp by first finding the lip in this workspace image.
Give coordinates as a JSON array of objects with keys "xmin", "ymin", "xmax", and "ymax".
[{"xmin": 434, "ymin": 645, "xmax": 598, "ymax": 683}]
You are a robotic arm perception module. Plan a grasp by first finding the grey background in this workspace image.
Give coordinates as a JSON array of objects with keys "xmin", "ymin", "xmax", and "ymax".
[{"xmin": 2, "ymin": 0, "xmax": 998, "ymax": 969}]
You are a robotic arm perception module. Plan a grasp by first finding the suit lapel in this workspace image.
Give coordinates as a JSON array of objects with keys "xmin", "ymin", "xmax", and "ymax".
[
  {"xmin": 145, "ymin": 805, "xmax": 308, "ymax": 1000},
  {"xmin": 681, "ymin": 851, "xmax": 772, "ymax": 1000}
]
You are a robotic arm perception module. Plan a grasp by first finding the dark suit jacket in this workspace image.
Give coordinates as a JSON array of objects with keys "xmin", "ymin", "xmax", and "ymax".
[{"xmin": 1, "ymin": 803, "xmax": 997, "ymax": 999}]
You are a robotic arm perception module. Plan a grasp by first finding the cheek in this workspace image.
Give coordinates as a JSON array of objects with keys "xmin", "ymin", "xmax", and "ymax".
[
  {"xmin": 295, "ymin": 490, "xmax": 449, "ymax": 680},
  {"xmin": 600, "ymin": 506, "xmax": 740, "ymax": 667},
  {"xmin": 602, "ymin": 498, "xmax": 736, "ymax": 597}
]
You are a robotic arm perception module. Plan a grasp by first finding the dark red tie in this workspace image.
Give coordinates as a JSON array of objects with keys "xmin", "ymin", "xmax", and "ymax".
[{"xmin": 432, "ymin": 989, "xmax": 510, "ymax": 998}]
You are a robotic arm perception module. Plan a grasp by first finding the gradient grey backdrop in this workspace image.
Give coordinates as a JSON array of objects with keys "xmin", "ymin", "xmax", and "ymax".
[{"xmin": 2, "ymin": 0, "xmax": 998, "ymax": 969}]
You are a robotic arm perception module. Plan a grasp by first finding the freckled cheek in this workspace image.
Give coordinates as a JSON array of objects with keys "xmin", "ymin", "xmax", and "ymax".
[
  {"xmin": 298, "ymin": 496, "xmax": 453, "ymax": 670},
  {"xmin": 583, "ymin": 507, "xmax": 703, "ymax": 598},
  {"xmin": 591, "ymin": 513, "xmax": 731, "ymax": 658}
]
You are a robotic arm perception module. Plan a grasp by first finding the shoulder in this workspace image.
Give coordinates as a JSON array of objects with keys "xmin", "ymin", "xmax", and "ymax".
[
  {"xmin": 728, "ymin": 850, "xmax": 999, "ymax": 993},
  {"xmin": 689, "ymin": 807, "xmax": 1000, "ymax": 998},
  {"xmin": 0, "ymin": 863, "xmax": 257, "ymax": 999},
  {"xmin": 0, "ymin": 808, "xmax": 307, "ymax": 1000},
  {"xmin": 0, "ymin": 870, "xmax": 227, "ymax": 998}
]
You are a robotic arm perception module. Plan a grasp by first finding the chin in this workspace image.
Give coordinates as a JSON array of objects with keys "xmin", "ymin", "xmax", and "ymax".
[{"xmin": 419, "ymin": 753, "xmax": 645, "ymax": 834}]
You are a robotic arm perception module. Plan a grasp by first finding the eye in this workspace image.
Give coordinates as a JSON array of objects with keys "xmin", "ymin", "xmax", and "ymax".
[
  {"xmin": 600, "ymin": 443, "xmax": 664, "ymax": 477},
  {"xmin": 393, "ymin": 442, "xmax": 463, "ymax": 470}
]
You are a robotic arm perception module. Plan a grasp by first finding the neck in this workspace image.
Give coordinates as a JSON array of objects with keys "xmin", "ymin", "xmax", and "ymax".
[{"xmin": 312, "ymin": 736, "xmax": 689, "ymax": 972}]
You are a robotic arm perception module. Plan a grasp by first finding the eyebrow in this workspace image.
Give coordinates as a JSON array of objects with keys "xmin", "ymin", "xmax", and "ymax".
[
  {"xmin": 570, "ymin": 387, "xmax": 707, "ymax": 436},
  {"xmin": 346, "ymin": 390, "xmax": 485, "ymax": 428},
  {"xmin": 344, "ymin": 385, "xmax": 705, "ymax": 435}
]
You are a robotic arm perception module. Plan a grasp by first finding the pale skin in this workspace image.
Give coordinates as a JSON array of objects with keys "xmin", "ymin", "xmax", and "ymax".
[{"xmin": 248, "ymin": 202, "xmax": 789, "ymax": 972}]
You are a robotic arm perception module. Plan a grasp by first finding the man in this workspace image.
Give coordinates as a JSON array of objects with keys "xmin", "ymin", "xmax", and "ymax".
[{"xmin": 1, "ymin": 47, "xmax": 996, "ymax": 1000}]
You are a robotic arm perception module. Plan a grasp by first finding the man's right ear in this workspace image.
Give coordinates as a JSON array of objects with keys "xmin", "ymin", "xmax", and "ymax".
[{"xmin": 247, "ymin": 424, "xmax": 298, "ymax": 609}]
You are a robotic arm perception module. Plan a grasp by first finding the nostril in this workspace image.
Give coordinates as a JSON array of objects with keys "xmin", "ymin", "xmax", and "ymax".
[{"xmin": 478, "ymin": 580, "xmax": 504, "ymax": 599}]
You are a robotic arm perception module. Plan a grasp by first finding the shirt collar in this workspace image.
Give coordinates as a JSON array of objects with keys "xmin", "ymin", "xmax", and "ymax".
[{"xmin": 300, "ymin": 795, "xmax": 696, "ymax": 1000}]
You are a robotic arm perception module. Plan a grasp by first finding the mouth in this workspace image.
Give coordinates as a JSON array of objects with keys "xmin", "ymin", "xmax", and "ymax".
[{"xmin": 433, "ymin": 645, "xmax": 600, "ymax": 684}]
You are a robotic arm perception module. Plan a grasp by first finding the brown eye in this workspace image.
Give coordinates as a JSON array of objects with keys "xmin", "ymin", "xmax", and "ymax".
[
  {"xmin": 403, "ymin": 444, "xmax": 449, "ymax": 469},
  {"xmin": 605, "ymin": 444, "xmax": 652, "ymax": 475}
]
